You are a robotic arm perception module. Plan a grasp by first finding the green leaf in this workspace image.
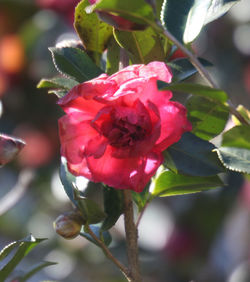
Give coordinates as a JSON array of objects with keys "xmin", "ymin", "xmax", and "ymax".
[
  {"xmin": 161, "ymin": 0, "xmax": 239, "ymax": 43},
  {"xmin": 151, "ymin": 170, "xmax": 223, "ymax": 197},
  {"xmin": 164, "ymin": 132, "xmax": 225, "ymax": 176},
  {"xmin": 132, "ymin": 184, "xmax": 150, "ymax": 212},
  {"xmin": 37, "ymin": 77, "xmax": 78, "ymax": 90},
  {"xmin": 0, "ymin": 235, "xmax": 46, "ymax": 281},
  {"xmin": 91, "ymin": 0, "xmax": 156, "ymax": 27},
  {"xmin": 106, "ymin": 36, "xmax": 120, "ymax": 75},
  {"xmin": 74, "ymin": 0, "xmax": 113, "ymax": 54},
  {"xmin": 222, "ymin": 125, "xmax": 250, "ymax": 150},
  {"xmin": 186, "ymin": 96, "xmax": 229, "ymax": 140},
  {"xmin": 74, "ymin": 189, "xmax": 107, "ymax": 224},
  {"xmin": 114, "ymin": 26, "xmax": 165, "ymax": 64},
  {"xmin": 49, "ymin": 47, "xmax": 103, "ymax": 82},
  {"xmin": 48, "ymin": 89, "xmax": 68, "ymax": 98},
  {"xmin": 101, "ymin": 187, "xmax": 123, "ymax": 231},
  {"xmin": 168, "ymin": 57, "xmax": 213, "ymax": 82},
  {"xmin": 59, "ymin": 157, "xmax": 78, "ymax": 207},
  {"xmin": 157, "ymin": 81, "xmax": 228, "ymax": 103},
  {"xmin": 80, "ymin": 224, "xmax": 112, "ymax": 246},
  {"xmin": 18, "ymin": 261, "xmax": 57, "ymax": 282},
  {"xmin": 215, "ymin": 147, "xmax": 250, "ymax": 174}
]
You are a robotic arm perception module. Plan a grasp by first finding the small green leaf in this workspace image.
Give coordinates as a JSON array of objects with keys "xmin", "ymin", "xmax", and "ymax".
[
  {"xmin": 222, "ymin": 125, "xmax": 250, "ymax": 150},
  {"xmin": 114, "ymin": 26, "xmax": 165, "ymax": 64},
  {"xmin": 80, "ymin": 224, "xmax": 112, "ymax": 246},
  {"xmin": 187, "ymin": 96, "xmax": 229, "ymax": 140},
  {"xmin": 91, "ymin": 0, "xmax": 156, "ymax": 27},
  {"xmin": 161, "ymin": 0, "xmax": 239, "ymax": 43},
  {"xmin": 49, "ymin": 47, "xmax": 103, "ymax": 82},
  {"xmin": 0, "ymin": 235, "xmax": 46, "ymax": 281},
  {"xmin": 74, "ymin": 0, "xmax": 113, "ymax": 53},
  {"xmin": 37, "ymin": 77, "xmax": 78, "ymax": 90},
  {"xmin": 151, "ymin": 170, "xmax": 223, "ymax": 197},
  {"xmin": 18, "ymin": 261, "xmax": 57, "ymax": 282},
  {"xmin": 215, "ymin": 147, "xmax": 250, "ymax": 174},
  {"xmin": 132, "ymin": 184, "xmax": 150, "ymax": 212},
  {"xmin": 168, "ymin": 57, "xmax": 213, "ymax": 82},
  {"xmin": 106, "ymin": 36, "xmax": 120, "ymax": 75},
  {"xmin": 101, "ymin": 187, "xmax": 123, "ymax": 231},
  {"xmin": 164, "ymin": 132, "xmax": 225, "ymax": 176},
  {"xmin": 157, "ymin": 81, "xmax": 228, "ymax": 103},
  {"xmin": 48, "ymin": 89, "xmax": 68, "ymax": 98},
  {"xmin": 74, "ymin": 189, "xmax": 106, "ymax": 224}
]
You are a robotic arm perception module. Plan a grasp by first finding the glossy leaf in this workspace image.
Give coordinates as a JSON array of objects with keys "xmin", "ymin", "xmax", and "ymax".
[
  {"xmin": 49, "ymin": 47, "xmax": 103, "ymax": 82},
  {"xmin": 91, "ymin": 0, "xmax": 156, "ymax": 27},
  {"xmin": 0, "ymin": 235, "xmax": 46, "ymax": 281},
  {"xmin": 161, "ymin": 0, "xmax": 239, "ymax": 43},
  {"xmin": 169, "ymin": 57, "xmax": 213, "ymax": 82},
  {"xmin": 106, "ymin": 36, "xmax": 120, "ymax": 75},
  {"xmin": 164, "ymin": 132, "xmax": 225, "ymax": 176},
  {"xmin": 114, "ymin": 27, "xmax": 165, "ymax": 64},
  {"xmin": 80, "ymin": 224, "xmax": 112, "ymax": 246},
  {"xmin": 74, "ymin": 189, "xmax": 106, "ymax": 224},
  {"xmin": 151, "ymin": 170, "xmax": 223, "ymax": 197},
  {"xmin": 37, "ymin": 77, "xmax": 78, "ymax": 90},
  {"xmin": 74, "ymin": 0, "xmax": 112, "ymax": 53},
  {"xmin": 186, "ymin": 96, "xmax": 229, "ymax": 140},
  {"xmin": 222, "ymin": 125, "xmax": 250, "ymax": 150},
  {"xmin": 132, "ymin": 184, "xmax": 150, "ymax": 212},
  {"xmin": 232, "ymin": 105, "xmax": 250, "ymax": 125},
  {"xmin": 59, "ymin": 157, "xmax": 78, "ymax": 207},
  {"xmin": 216, "ymin": 147, "xmax": 250, "ymax": 174},
  {"xmin": 157, "ymin": 81, "xmax": 228, "ymax": 103},
  {"xmin": 101, "ymin": 187, "xmax": 123, "ymax": 231}
]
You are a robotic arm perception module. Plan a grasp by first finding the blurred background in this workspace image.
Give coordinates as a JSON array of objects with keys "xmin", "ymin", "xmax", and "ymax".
[{"xmin": 0, "ymin": 0, "xmax": 250, "ymax": 281}]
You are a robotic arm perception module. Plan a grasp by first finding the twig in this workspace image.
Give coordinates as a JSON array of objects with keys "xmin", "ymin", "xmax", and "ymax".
[
  {"xmin": 0, "ymin": 169, "xmax": 35, "ymax": 216},
  {"xmin": 85, "ymin": 224, "xmax": 131, "ymax": 281},
  {"xmin": 123, "ymin": 190, "xmax": 141, "ymax": 282},
  {"xmin": 156, "ymin": 21, "xmax": 249, "ymax": 126}
]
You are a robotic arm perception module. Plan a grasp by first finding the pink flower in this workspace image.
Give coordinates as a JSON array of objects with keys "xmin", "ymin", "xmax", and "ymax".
[{"xmin": 58, "ymin": 62, "xmax": 192, "ymax": 192}]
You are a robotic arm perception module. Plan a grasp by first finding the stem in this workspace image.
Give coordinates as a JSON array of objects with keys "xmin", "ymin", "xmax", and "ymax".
[
  {"xmin": 123, "ymin": 190, "xmax": 141, "ymax": 282},
  {"xmin": 85, "ymin": 225, "xmax": 131, "ymax": 281},
  {"xmin": 156, "ymin": 21, "xmax": 249, "ymax": 126}
]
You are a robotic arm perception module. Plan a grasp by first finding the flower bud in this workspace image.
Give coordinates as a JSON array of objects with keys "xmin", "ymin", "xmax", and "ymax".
[
  {"xmin": 53, "ymin": 211, "xmax": 85, "ymax": 239},
  {"xmin": 0, "ymin": 134, "xmax": 25, "ymax": 166}
]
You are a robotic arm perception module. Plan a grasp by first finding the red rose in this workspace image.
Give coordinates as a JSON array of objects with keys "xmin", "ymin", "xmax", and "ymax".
[{"xmin": 58, "ymin": 62, "xmax": 192, "ymax": 192}]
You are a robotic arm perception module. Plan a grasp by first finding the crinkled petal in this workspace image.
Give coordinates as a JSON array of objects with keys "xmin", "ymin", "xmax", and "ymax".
[{"xmin": 139, "ymin": 61, "xmax": 172, "ymax": 82}]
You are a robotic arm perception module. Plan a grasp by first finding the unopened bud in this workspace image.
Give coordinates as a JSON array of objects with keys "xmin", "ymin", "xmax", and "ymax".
[
  {"xmin": 0, "ymin": 134, "xmax": 25, "ymax": 166},
  {"xmin": 53, "ymin": 211, "xmax": 85, "ymax": 239}
]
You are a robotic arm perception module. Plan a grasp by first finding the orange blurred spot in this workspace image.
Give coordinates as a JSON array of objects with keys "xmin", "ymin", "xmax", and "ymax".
[
  {"xmin": 0, "ymin": 35, "xmax": 25, "ymax": 74},
  {"xmin": 0, "ymin": 74, "xmax": 8, "ymax": 97}
]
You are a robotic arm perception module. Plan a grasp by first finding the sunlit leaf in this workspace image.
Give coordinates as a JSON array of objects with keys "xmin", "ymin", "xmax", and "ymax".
[
  {"xmin": 187, "ymin": 96, "xmax": 229, "ymax": 140},
  {"xmin": 161, "ymin": 0, "xmax": 239, "ymax": 43},
  {"xmin": 222, "ymin": 125, "xmax": 250, "ymax": 150},
  {"xmin": 90, "ymin": 0, "xmax": 156, "ymax": 27},
  {"xmin": 74, "ymin": 0, "xmax": 112, "ymax": 54},
  {"xmin": 157, "ymin": 81, "xmax": 228, "ymax": 103},
  {"xmin": 37, "ymin": 77, "xmax": 78, "ymax": 90},
  {"xmin": 0, "ymin": 235, "xmax": 46, "ymax": 281},
  {"xmin": 216, "ymin": 147, "xmax": 250, "ymax": 174},
  {"xmin": 151, "ymin": 170, "xmax": 223, "ymax": 197},
  {"xmin": 106, "ymin": 36, "xmax": 120, "ymax": 75},
  {"xmin": 114, "ymin": 27, "xmax": 165, "ymax": 64}
]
